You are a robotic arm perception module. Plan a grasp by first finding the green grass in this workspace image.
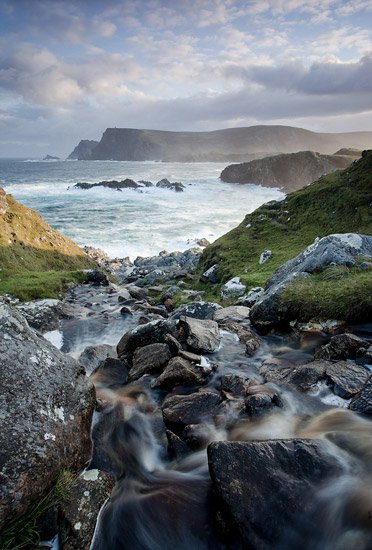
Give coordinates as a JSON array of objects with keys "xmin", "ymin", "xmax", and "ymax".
[
  {"xmin": 281, "ymin": 265, "xmax": 372, "ymax": 322},
  {"xmin": 0, "ymin": 469, "xmax": 77, "ymax": 550},
  {"xmin": 197, "ymin": 152, "xmax": 372, "ymax": 292}
]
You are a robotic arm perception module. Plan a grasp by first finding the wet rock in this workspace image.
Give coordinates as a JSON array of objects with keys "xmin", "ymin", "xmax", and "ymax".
[
  {"xmin": 78, "ymin": 344, "xmax": 117, "ymax": 374},
  {"xmin": 178, "ymin": 349, "xmax": 202, "ymax": 363},
  {"xmin": 162, "ymin": 390, "xmax": 221, "ymax": 430},
  {"xmin": 163, "ymin": 333, "xmax": 183, "ymax": 355},
  {"xmin": 219, "ymin": 374, "xmax": 252, "ymax": 397},
  {"xmin": 83, "ymin": 269, "xmax": 109, "ymax": 285},
  {"xmin": 166, "ymin": 430, "xmax": 190, "ymax": 460},
  {"xmin": 259, "ymin": 249, "xmax": 272, "ymax": 264},
  {"xmin": 128, "ymin": 286, "xmax": 149, "ymax": 300},
  {"xmin": 179, "ymin": 315, "xmax": 220, "ymax": 353},
  {"xmin": 266, "ymin": 233, "xmax": 372, "ymax": 289},
  {"xmin": 156, "ymin": 178, "xmax": 185, "ymax": 192},
  {"xmin": 245, "ymin": 332, "xmax": 261, "ymax": 356},
  {"xmin": 117, "ymin": 319, "xmax": 176, "ymax": 358},
  {"xmin": 208, "ymin": 439, "xmax": 341, "ymax": 550},
  {"xmin": 349, "ymin": 375, "xmax": 372, "ymax": 415},
  {"xmin": 143, "ymin": 305, "xmax": 168, "ymax": 318},
  {"xmin": 314, "ymin": 333, "xmax": 369, "ymax": 361},
  {"xmin": 326, "ymin": 361, "xmax": 370, "ymax": 398},
  {"xmin": 151, "ymin": 357, "xmax": 210, "ymax": 390},
  {"xmin": 220, "ymin": 277, "xmax": 246, "ymax": 301},
  {"xmin": 91, "ymin": 357, "xmax": 130, "ymax": 387},
  {"xmin": 129, "ymin": 343, "xmax": 172, "ymax": 381},
  {"xmin": 201, "ymin": 263, "xmax": 220, "ymax": 283},
  {"xmin": 120, "ymin": 305, "xmax": 133, "ymax": 316},
  {"xmin": 244, "ymin": 393, "xmax": 273, "ymax": 416},
  {"xmin": 213, "ymin": 306, "xmax": 250, "ymax": 324},
  {"xmin": 183, "ymin": 424, "xmax": 212, "ymax": 450},
  {"xmin": 236, "ymin": 287, "xmax": 264, "ymax": 308},
  {"xmin": 16, "ymin": 298, "xmax": 74, "ymax": 332},
  {"xmin": 0, "ymin": 302, "xmax": 95, "ymax": 529},
  {"xmin": 170, "ymin": 300, "xmax": 222, "ymax": 320},
  {"xmin": 60, "ymin": 469, "xmax": 115, "ymax": 550},
  {"xmin": 259, "ymin": 360, "xmax": 327, "ymax": 390}
]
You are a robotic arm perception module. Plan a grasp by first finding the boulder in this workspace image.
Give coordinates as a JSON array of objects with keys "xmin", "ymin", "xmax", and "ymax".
[
  {"xmin": 213, "ymin": 306, "xmax": 250, "ymax": 325},
  {"xmin": 162, "ymin": 390, "xmax": 221, "ymax": 430},
  {"xmin": 179, "ymin": 316, "xmax": 220, "ymax": 353},
  {"xmin": 78, "ymin": 344, "xmax": 117, "ymax": 374},
  {"xmin": 201, "ymin": 263, "xmax": 220, "ymax": 283},
  {"xmin": 60, "ymin": 469, "xmax": 115, "ymax": 550},
  {"xmin": 259, "ymin": 360, "xmax": 327, "ymax": 390},
  {"xmin": 170, "ymin": 301, "xmax": 222, "ymax": 320},
  {"xmin": 266, "ymin": 233, "xmax": 372, "ymax": 289},
  {"xmin": 208, "ymin": 439, "xmax": 341, "ymax": 550},
  {"xmin": 236, "ymin": 287, "xmax": 264, "ymax": 308},
  {"xmin": 129, "ymin": 343, "xmax": 172, "ymax": 380},
  {"xmin": 244, "ymin": 393, "xmax": 273, "ymax": 416},
  {"xmin": 117, "ymin": 319, "xmax": 176, "ymax": 358},
  {"xmin": 219, "ymin": 374, "xmax": 252, "ymax": 397},
  {"xmin": 0, "ymin": 302, "xmax": 95, "ymax": 529},
  {"xmin": 151, "ymin": 357, "xmax": 210, "ymax": 390},
  {"xmin": 245, "ymin": 332, "xmax": 261, "ymax": 356},
  {"xmin": 326, "ymin": 361, "xmax": 370, "ymax": 398},
  {"xmin": 91, "ymin": 357, "xmax": 130, "ymax": 388},
  {"xmin": 314, "ymin": 333, "xmax": 369, "ymax": 361},
  {"xmin": 156, "ymin": 178, "xmax": 185, "ymax": 192},
  {"xmin": 259, "ymin": 250, "xmax": 272, "ymax": 264},
  {"xmin": 15, "ymin": 298, "xmax": 73, "ymax": 332},
  {"xmin": 220, "ymin": 277, "xmax": 246, "ymax": 301},
  {"xmin": 166, "ymin": 430, "xmax": 190, "ymax": 460},
  {"xmin": 83, "ymin": 269, "xmax": 109, "ymax": 285},
  {"xmin": 349, "ymin": 375, "xmax": 372, "ymax": 415}
]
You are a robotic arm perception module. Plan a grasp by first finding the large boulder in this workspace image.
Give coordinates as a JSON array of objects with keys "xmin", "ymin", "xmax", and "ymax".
[
  {"xmin": 314, "ymin": 333, "xmax": 370, "ymax": 361},
  {"xmin": 208, "ymin": 439, "xmax": 341, "ymax": 550},
  {"xmin": 170, "ymin": 301, "xmax": 222, "ymax": 320},
  {"xmin": 116, "ymin": 319, "xmax": 176, "ymax": 358},
  {"xmin": 129, "ymin": 343, "xmax": 172, "ymax": 380},
  {"xmin": 16, "ymin": 298, "xmax": 74, "ymax": 332},
  {"xmin": 266, "ymin": 233, "xmax": 372, "ymax": 289},
  {"xmin": 0, "ymin": 302, "xmax": 95, "ymax": 530},
  {"xmin": 162, "ymin": 390, "xmax": 221, "ymax": 430},
  {"xmin": 179, "ymin": 316, "xmax": 220, "ymax": 353},
  {"xmin": 326, "ymin": 361, "xmax": 370, "ymax": 398},
  {"xmin": 78, "ymin": 344, "xmax": 117, "ymax": 374}
]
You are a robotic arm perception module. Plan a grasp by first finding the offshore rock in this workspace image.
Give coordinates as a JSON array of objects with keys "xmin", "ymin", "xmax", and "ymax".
[
  {"xmin": 208, "ymin": 439, "xmax": 341, "ymax": 550},
  {"xmin": 179, "ymin": 315, "xmax": 220, "ymax": 353},
  {"xmin": 0, "ymin": 302, "xmax": 95, "ymax": 529},
  {"xmin": 156, "ymin": 178, "xmax": 185, "ymax": 192}
]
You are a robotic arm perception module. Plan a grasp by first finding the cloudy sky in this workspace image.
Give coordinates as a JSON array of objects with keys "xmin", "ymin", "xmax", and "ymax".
[{"xmin": 1, "ymin": 0, "xmax": 372, "ymax": 157}]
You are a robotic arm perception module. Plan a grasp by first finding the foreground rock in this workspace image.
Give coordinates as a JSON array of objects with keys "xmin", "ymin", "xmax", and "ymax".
[
  {"xmin": 208, "ymin": 439, "xmax": 341, "ymax": 549},
  {"xmin": 179, "ymin": 316, "xmax": 220, "ymax": 353},
  {"xmin": 0, "ymin": 302, "xmax": 95, "ymax": 529}
]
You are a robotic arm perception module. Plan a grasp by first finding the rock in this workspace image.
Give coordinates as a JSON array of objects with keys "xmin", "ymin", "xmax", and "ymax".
[
  {"xmin": 120, "ymin": 305, "xmax": 133, "ymax": 316},
  {"xmin": 244, "ymin": 393, "xmax": 273, "ymax": 416},
  {"xmin": 16, "ymin": 298, "xmax": 73, "ymax": 332},
  {"xmin": 220, "ymin": 277, "xmax": 246, "ymax": 300},
  {"xmin": 179, "ymin": 247, "xmax": 203, "ymax": 267},
  {"xmin": 117, "ymin": 319, "xmax": 176, "ymax": 359},
  {"xmin": 178, "ymin": 350, "xmax": 202, "ymax": 363},
  {"xmin": 83, "ymin": 269, "xmax": 109, "ymax": 285},
  {"xmin": 196, "ymin": 238, "xmax": 210, "ymax": 247},
  {"xmin": 266, "ymin": 233, "xmax": 372, "ymax": 289},
  {"xmin": 0, "ymin": 186, "xmax": 8, "ymax": 216},
  {"xmin": 314, "ymin": 333, "xmax": 369, "ymax": 361},
  {"xmin": 259, "ymin": 359, "xmax": 326, "ymax": 390},
  {"xmin": 163, "ymin": 298, "xmax": 174, "ymax": 312},
  {"xmin": 236, "ymin": 287, "xmax": 264, "ymax": 307},
  {"xmin": 245, "ymin": 332, "xmax": 261, "ymax": 356},
  {"xmin": 219, "ymin": 374, "xmax": 252, "ymax": 397},
  {"xmin": 156, "ymin": 178, "xmax": 185, "ymax": 192},
  {"xmin": 43, "ymin": 154, "xmax": 60, "ymax": 160},
  {"xmin": 151, "ymin": 357, "xmax": 210, "ymax": 390},
  {"xmin": 259, "ymin": 249, "xmax": 272, "ymax": 264},
  {"xmin": 163, "ymin": 333, "xmax": 183, "ymax": 355},
  {"xmin": 170, "ymin": 301, "xmax": 222, "ymax": 320},
  {"xmin": 143, "ymin": 305, "xmax": 168, "ymax": 318},
  {"xmin": 179, "ymin": 316, "xmax": 220, "ymax": 353},
  {"xmin": 136, "ymin": 269, "xmax": 165, "ymax": 287},
  {"xmin": 0, "ymin": 302, "xmax": 95, "ymax": 529},
  {"xmin": 213, "ymin": 306, "xmax": 250, "ymax": 324},
  {"xmin": 162, "ymin": 390, "xmax": 221, "ymax": 430},
  {"xmin": 208, "ymin": 439, "xmax": 341, "ymax": 550},
  {"xmin": 78, "ymin": 344, "xmax": 117, "ymax": 374},
  {"xmin": 349, "ymin": 375, "xmax": 372, "ymax": 415},
  {"xmin": 60, "ymin": 469, "xmax": 115, "ymax": 550},
  {"xmin": 91, "ymin": 357, "xmax": 129, "ymax": 387},
  {"xmin": 201, "ymin": 263, "xmax": 220, "ymax": 283},
  {"xmin": 128, "ymin": 285, "xmax": 149, "ymax": 300},
  {"xmin": 166, "ymin": 430, "xmax": 190, "ymax": 460},
  {"xmin": 326, "ymin": 361, "xmax": 370, "ymax": 398},
  {"xmin": 129, "ymin": 342, "xmax": 172, "ymax": 380},
  {"xmin": 74, "ymin": 178, "xmax": 140, "ymax": 191}
]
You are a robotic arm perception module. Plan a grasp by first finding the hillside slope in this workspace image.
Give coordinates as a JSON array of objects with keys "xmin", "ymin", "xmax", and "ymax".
[
  {"xmin": 220, "ymin": 150, "xmax": 359, "ymax": 193},
  {"xmin": 0, "ymin": 189, "xmax": 97, "ymax": 300},
  {"xmin": 68, "ymin": 126, "xmax": 372, "ymax": 161},
  {"xmin": 197, "ymin": 150, "xmax": 372, "ymax": 291}
]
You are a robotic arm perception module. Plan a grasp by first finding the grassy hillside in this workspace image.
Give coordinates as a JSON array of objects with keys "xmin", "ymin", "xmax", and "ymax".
[
  {"xmin": 197, "ymin": 150, "xmax": 372, "ymax": 299},
  {"xmin": 0, "ymin": 193, "xmax": 97, "ymax": 301}
]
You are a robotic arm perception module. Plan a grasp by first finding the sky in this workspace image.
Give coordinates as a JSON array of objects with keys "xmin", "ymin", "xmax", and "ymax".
[{"xmin": 1, "ymin": 0, "xmax": 372, "ymax": 157}]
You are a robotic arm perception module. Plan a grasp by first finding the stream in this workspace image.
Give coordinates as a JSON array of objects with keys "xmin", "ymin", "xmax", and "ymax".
[{"xmin": 45, "ymin": 283, "xmax": 372, "ymax": 550}]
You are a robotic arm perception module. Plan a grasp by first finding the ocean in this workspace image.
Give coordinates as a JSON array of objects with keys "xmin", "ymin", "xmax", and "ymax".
[{"xmin": 0, "ymin": 158, "xmax": 283, "ymax": 259}]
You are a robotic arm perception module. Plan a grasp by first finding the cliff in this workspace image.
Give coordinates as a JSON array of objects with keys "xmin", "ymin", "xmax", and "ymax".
[
  {"xmin": 220, "ymin": 150, "xmax": 360, "ymax": 193},
  {"xmin": 68, "ymin": 126, "xmax": 372, "ymax": 161}
]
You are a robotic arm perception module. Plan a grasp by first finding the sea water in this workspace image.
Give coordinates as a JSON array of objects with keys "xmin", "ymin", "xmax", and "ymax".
[{"xmin": 0, "ymin": 158, "xmax": 283, "ymax": 259}]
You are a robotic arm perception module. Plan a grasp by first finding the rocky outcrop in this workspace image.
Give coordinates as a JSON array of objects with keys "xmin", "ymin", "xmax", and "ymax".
[
  {"xmin": 0, "ymin": 186, "xmax": 8, "ymax": 216},
  {"xmin": 68, "ymin": 126, "xmax": 372, "ymax": 161},
  {"xmin": 220, "ymin": 150, "xmax": 357, "ymax": 192},
  {"xmin": 0, "ymin": 302, "xmax": 95, "ymax": 529},
  {"xmin": 43, "ymin": 155, "xmax": 60, "ymax": 161}
]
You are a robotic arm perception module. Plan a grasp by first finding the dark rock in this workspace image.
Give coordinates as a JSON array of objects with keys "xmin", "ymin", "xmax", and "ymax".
[
  {"xmin": 84, "ymin": 269, "xmax": 109, "ymax": 285},
  {"xmin": 179, "ymin": 315, "xmax": 220, "ymax": 353},
  {"xmin": 178, "ymin": 350, "xmax": 202, "ymax": 363},
  {"xmin": 350, "ymin": 375, "xmax": 372, "ymax": 415},
  {"xmin": 326, "ymin": 361, "xmax": 370, "ymax": 398},
  {"xmin": 37, "ymin": 505, "xmax": 59, "ymax": 541},
  {"xmin": 138, "ymin": 180, "xmax": 153, "ymax": 187},
  {"xmin": 245, "ymin": 332, "xmax": 261, "ymax": 356},
  {"xmin": 129, "ymin": 343, "xmax": 172, "ymax": 380},
  {"xmin": 208, "ymin": 439, "xmax": 341, "ymax": 550},
  {"xmin": 15, "ymin": 298, "xmax": 74, "ymax": 332},
  {"xmin": 0, "ymin": 302, "xmax": 95, "ymax": 529},
  {"xmin": 117, "ymin": 319, "xmax": 176, "ymax": 358},
  {"xmin": 163, "ymin": 333, "xmax": 183, "ymax": 355},
  {"xmin": 314, "ymin": 333, "xmax": 369, "ymax": 361},
  {"xmin": 213, "ymin": 306, "xmax": 250, "ymax": 324},
  {"xmin": 78, "ymin": 344, "xmax": 116, "ymax": 374},
  {"xmin": 143, "ymin": 305, "xmax": 168, "ymax": 318},
  {"xmin": 128, "ymin": 285, "xmax": 149, "ymax": 300},
  {"xmin": 245, "ymin": 393, "xmax": 273, "ymax": 416},
  {"xmin": 91, "ymin": 357, "xmax": 129, "ymax": 387},
  {"xmin": 151, "ymin": 357, "xmax": 210, "ymax": 390},
  {"xmin": 166, "ymin": 430, "xmax": 190, "ymax": 460},
  {"xmin": 156, "ymin": 178, "xmax": 185, "ymax": 192},
  {"xmin": 259, "ymin": 359, "xmax": 327, "ymax": 390},
  {"xmin": 219, "ymin": 374, "xmax": 252, "ymax": 397},
  {"xmin": 201, "ymin": 263, "xmax": 220, "ymax": 283},
  {"xmin": 183, "ymin": 424, "xmax": 212, "ymax": 450},
  {"xmin": 43, "ymin": 154, "xmax": 60, "ymax": 160},
  {"xmin": 163, "ymin": 298, "xmax": 174, "ymax": 312},
  {"xmin": 74, "ymin": 178, "xmax": 140, "ymax": 191},
  {"xmin": 162, "ymin": 390, "xmax": 221, "ymax": 430},
  {"xmin": 60, "ymin": 469, "xmax": 115, "ymax": 550},
  {"xmin": 136, "ymin": 269, "xmax": 165, "ymax": 287},
  {"xmin": 120, "ymin": 306, "xmax": 133, "ymax": 316}
]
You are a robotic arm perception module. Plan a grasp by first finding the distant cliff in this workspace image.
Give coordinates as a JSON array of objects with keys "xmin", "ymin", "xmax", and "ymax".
[
  {"xmin": 220, "ymin": 150, "xmax": 360, "ymax": 193},
  {"xmin": 68, "ymin": 126, "xmax": 372, "ymax": 161}
]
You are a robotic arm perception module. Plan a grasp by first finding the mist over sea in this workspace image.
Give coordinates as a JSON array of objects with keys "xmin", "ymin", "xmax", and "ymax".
[{"xmin": 0, "ymin": 158, "xmax": 284, "ymax": 259}]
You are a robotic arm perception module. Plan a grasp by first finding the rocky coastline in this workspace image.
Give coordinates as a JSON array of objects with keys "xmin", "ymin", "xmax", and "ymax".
[{"xmin": 71, "ymin": 177, "xmax": 186, "ymax": 193}]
